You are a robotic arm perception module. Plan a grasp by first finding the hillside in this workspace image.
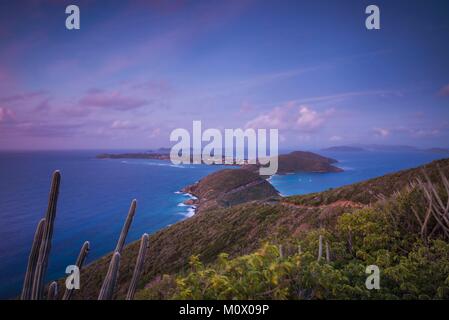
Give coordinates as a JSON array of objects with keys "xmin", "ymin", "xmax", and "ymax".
[
  {"xmin": 243, "ymin": 151, "xmax": 342, "ymax": 175},
  {"xmin": 275, "ymin": 151, "xmax": 342, "ymax": 174},
  {"xmin": 181, "ymin": 169, "xmax": 279, "ymax": 212},
  {"xmin": 65, "ymin": 158, "xmax": 449, "ymax": 299},
  {"xmin": 285, "ymin": 157, "xmax": 449, "ymax": 206}
]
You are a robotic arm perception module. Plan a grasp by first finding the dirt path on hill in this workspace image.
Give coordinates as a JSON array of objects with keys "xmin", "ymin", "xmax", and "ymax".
[{"xmin": 281, "ymin": 199, "xmax": 365, "ymax": 210}]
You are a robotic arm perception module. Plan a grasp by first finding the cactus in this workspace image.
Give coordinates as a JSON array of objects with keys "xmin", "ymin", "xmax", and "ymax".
[
  {"xmin": 99, "ymin": 199, "xmax": 137, "ymax": 300},
  {"xmin": 317, "ymin": 234, "xmax": 323, "ymax": 261},
  {"xmin": 21, "ymin": 218, "xmax": 45, "ymax": 300},
  {"xmin": 47, "ymin": 281, "xmax": 58, "ymax": 300},
  {"xmin": 31, "ymin": 170, "xmax": 61, "ymax": 300},
  {"xmin": 126, "ymin": 233, "xmax": 149, "ymax": 300},
  {"xmin": 98, "ymin": 252, "xmax": 121, "ymax": 300},
  {"xmin": 115, "ymin": 199, "xmax": 137, "ymax": 254},
  {"xmin": 62, "ymin": 241, "xmax": 90, "ymax": 300}
]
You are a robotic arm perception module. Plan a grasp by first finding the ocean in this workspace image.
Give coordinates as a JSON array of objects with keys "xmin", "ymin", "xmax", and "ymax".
[
  {"xmin": 0, "ymin": 150, "xmax": 447, "ymax": 298},
  {"xmin": 269, "ymin": 150, "xmax": 448, "ymax": 196}
]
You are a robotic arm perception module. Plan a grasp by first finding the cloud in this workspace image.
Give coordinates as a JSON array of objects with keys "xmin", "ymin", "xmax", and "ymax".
[
  {"xmin": 110, "ymin": 120, "xmax": 137, "ymax": 130},
  {"xmin": 245, "ymin": 102, "xmax": 333, "ymax": 133},
  {"xmin": 79, "ymin": 89, "xmax": 147, "ymax": 110},
  {"xmin": 0, "ymin": 107, "xmax": 16, "ymax": 123},
  {"xmin": 0, "ymin": 91, "xmax": 47, "ymax": 104},
  {"xmin": 330, "ymin": 135, "xmax": 343, "ymax": 141},
  {"xmin": 149, "ymin": 127, "xmax": 161, "ymax": 138},
  {"xmin": 438, "ymin": 84, "xmax": 449, "ymax": 97},
  {"xmin": 296, "ymin": 106, "xmax": 328, "ymax": 131},
  {"xmin": 373, "ymin": 127, "xmax": 390, "ymax": 137}
]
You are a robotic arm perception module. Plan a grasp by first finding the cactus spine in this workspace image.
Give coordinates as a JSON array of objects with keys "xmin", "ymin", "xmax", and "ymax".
[
  {"xmin": 62, "ymin": 241, "xmax": 90, "ymax": 300},
  {"xmin": 98, "ymin": 252, "xmax": 121, "ymax": 300},
  {"xmin": 126, "ymin": 233, "xmax": 149, "ymax": 300},
  {"xmin": 21, "ymin": 218, "xmax": 45, "ymax": 300},
  {"xmin": 47, "ymin": 281, "xmax": 58, "ymax": 300},
  {"xmin": 26, "ymin": 170, "xmax": 61, "ymax": 300}
]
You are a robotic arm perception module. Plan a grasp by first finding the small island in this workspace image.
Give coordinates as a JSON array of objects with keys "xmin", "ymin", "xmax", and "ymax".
[
  {"xmin": 322, "ymin": 146, "xmax": 366, "ymax": 152},
  {"xmin": 97, "ymin": 150, "xmax": 343, "ymax": 175}
]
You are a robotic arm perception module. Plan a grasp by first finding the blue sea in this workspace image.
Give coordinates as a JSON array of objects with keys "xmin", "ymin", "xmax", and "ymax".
[
  {"xmin": 0, "ymin": 150, "xmax": 447, "ymax": 299},
  {"xmin": 269, "ymin": 150, "xmax": 448, "ymax": 196}
]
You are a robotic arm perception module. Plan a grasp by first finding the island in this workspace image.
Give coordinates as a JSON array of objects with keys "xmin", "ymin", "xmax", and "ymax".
[
  {"xmin": 97, "ymin": 150, "xmax": 343, "ymax": 175},
  {"xmin": 322, "ymin": 146, "xmax": 366, "ymax": 152}
]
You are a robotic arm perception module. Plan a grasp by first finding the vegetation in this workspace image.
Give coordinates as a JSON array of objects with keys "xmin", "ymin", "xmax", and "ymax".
[
  {"xmin": 23, "ymin": 158, "xmax": 449, "ymax": 300},
  {"xmin": 182, "ymin": 169, "xmax": 279, "ymax": 212},
  {"xmin": 136, "ymin": 182, "xmax": 449, "ymax": 299}
]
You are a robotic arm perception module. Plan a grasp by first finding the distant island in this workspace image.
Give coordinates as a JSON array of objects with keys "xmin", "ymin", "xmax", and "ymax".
[
  {"xmin": 97, "ymin": 150, "xmax": 343, "ymax": 175},
  {"xmin": 322, "ymin": 146, "xmax": 366, "ymax": 152},
  {"xmin": 323, "ymin": 144, "xmax": 449, "ymax": 153},
  {"xmin": 426, "ymin": 148, "xmax": 449, "ymax": 154}
]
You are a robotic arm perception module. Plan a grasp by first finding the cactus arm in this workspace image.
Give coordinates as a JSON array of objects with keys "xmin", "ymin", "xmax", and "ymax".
[
  {"xmin": 98, "ymin": 252, "xmax": 121, "ymax": 300},
  {"xmin": 62, "ymin": 241, "xmax": 90, "ymax": 300},
  {"xmin": 115, "ymin": 199, "xmax": 137, "ymax": 254},
  {"xmin": 21, "ymin": 218, "xmax": 45, "ymax": 300},
  {"xmin": 31, "ymin": 170, "xmax": 61, "ymax": 300},
  {"xmin": 47, "ymin": 281, "xmax": 58, "ymax": 300},
  {"xmin": 126, "ymin": 233, "xmax": 149, "ymax": 300}
]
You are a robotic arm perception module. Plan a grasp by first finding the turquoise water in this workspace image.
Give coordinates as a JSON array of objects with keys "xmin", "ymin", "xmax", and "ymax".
[
  {"xmin": 0, "ymin": 150, "xmax": 447, "ymax": 299},
  {"xmin": 269, "ymin": 150, "xmax": 448, "ymax": 196}
]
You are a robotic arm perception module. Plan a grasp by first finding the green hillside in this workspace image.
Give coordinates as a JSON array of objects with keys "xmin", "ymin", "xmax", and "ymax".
[{"xmin": 68, "ymin": 158, "xmax": 449, "ymax": 300}]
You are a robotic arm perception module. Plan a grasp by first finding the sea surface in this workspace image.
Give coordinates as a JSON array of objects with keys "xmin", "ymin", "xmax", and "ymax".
[
  {"xmin": 0, "ymin": 150, "xmax": 447, "ymax": 298},
  {"xmin": 269, "ymin": 150, "xmax": 448, "ymax": 196}
]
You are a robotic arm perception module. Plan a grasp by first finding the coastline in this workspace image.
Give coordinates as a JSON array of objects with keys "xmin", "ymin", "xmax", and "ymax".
[{"xmin": 175, "ymin": 191, "xmax": 198, "ymax": 218}]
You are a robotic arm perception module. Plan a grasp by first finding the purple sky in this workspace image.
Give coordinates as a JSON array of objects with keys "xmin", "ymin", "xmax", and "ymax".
[{"xmin": 0, "ymin": 0, "xmax": 448, "ymax": 150}]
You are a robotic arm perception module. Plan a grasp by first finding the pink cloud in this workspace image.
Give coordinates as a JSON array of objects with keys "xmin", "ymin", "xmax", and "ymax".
[
  {"xmin": 245, "ymin": 102, "xmax": 333, "ymax": 132},
  {"xmin": 79, "ymin": 89, "xmax": 147, "ymax": 110},
  {"xmin": 0, "ymin": 90, "xmax": 47, "ymax": 104},
  {"xmin": 0, "ymin": 107, "xmax": 15, "ymax": 123},
  {"xmin": 110, "ymin": 120, "xmax": 137, "ymax": 130},
  {"xmin": 373, "ymin": 127, "xmax": 390, "ymax": 138}
]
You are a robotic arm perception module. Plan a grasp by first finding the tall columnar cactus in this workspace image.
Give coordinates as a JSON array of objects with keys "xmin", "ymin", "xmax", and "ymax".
[
  {"xmin": 115, "ymin": 199, "xmax": 137, "ymax": 254},
  {"xmin": 325, "ymin": 241, "xmax": 330, "ymax": 262},
  {"xmin": 126, "ymin": 233, "xmax": 149, "ymax": 300},
  {"xmin": 98, "ymin": 199, "xmax": 137, "ymax": 300},
  {"xmin": 47, "ymin": 281, "xmax": 58, "ymax": 300},
  {"xmin": 21, "ymin": 218, "xmax": 45, "ymax": 300},
  {"xmin": 98, "ymin": 252, "xmax": 121, "ymax": 300},
  {"xmin": 62, "ymin": 241, "xmax": 90, "ymax": 300},
  {"xmin": 31, "ymin": 170, "xmax": 61, "ymax": 300},
  {"xmin": 317, "ymin": 234, "xmax": 323, "ymax": 261}
]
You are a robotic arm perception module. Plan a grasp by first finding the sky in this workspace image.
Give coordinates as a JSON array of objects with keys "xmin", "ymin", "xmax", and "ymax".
[{"xmin": 0, "ymin": 0, "xmax": 448, "ymax": 150}]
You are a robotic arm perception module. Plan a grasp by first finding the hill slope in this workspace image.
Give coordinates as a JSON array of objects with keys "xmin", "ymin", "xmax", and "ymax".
[
  {"xmin": 182, "ymin": 169, "xmax": 279, "ymax": 212},
  {"xmin": 68, "ymin": 158, "xmax": 449, "ymax": 299}
]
